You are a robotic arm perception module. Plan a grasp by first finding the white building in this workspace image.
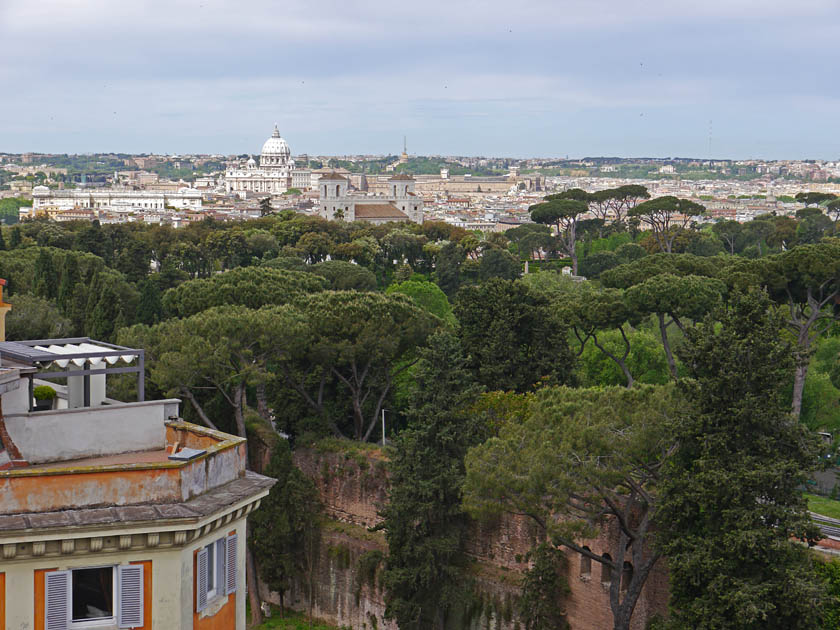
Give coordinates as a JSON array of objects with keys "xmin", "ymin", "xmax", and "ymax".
[
  {"xmin": 31, "ymin": 186, "xmax": 202, "ymax": 212},
  {"xmin": 318, "ymin": 172, "xmax": 423, "ymax": 225},
  {"xmin": 225, "ymin": 125, "xmax": 311, "ymax": 197}
]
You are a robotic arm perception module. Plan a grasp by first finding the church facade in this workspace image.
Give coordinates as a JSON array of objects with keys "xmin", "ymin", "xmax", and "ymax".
[
  {"xmin": 318, "ymin": 172, "xmax": 424, "ymax": 225},
  {"xmin": 225, "ymin": 125, "xmax": 311, "ymax": 197}
]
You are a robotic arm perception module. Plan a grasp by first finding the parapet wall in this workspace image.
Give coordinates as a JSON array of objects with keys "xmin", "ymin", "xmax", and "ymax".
[
  {"xmin": 5, "ymin": 399, "xmax": 180, "ymax": 464},
  {"xmin": 0, "ymin": 421, "xmax": 246, "ymax": 514}
]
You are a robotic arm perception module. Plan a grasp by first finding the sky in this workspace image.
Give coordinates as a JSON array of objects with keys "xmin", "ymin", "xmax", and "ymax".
[{"xmin": 1, "ymin": 0, "xmax": 840, "ymax": 159}]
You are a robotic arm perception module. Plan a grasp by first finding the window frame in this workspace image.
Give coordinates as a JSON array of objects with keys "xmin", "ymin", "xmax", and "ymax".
[
  {"xmin": 196, "ymin": 533, "xmax": 237, "ymax": 613},
  {"xmin": 205, "ymin": 542, "xmax": 217, "ymax": 601},
  {"xmin": 69, "ymin": 565, "xmax": 117, "ymax": 628},
  {"xmin": 46, "ymin": 563, "xmax": 144, "ymax": 630}
]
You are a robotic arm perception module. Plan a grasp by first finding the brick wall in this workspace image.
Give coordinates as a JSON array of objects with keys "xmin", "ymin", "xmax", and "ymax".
[{"xmin": 287, "ymin": 447, "xmax": 669, "ymax": 630}]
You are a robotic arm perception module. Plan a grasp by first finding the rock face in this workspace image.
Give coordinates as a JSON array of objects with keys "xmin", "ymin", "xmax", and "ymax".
[{"xmin": 270, "ymin": 446, "xmax": 668, "ymax": 630}]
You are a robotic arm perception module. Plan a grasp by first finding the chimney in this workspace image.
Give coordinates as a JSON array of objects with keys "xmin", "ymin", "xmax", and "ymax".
[{"xmin": 0, "ymin": 279, "xmax": 10, "ymax": 342}]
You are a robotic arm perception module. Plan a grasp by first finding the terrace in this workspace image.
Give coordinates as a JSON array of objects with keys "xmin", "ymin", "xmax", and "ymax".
[{"xmin": 0, "ymin": 338, "xmax": 251, "ymax": 517}]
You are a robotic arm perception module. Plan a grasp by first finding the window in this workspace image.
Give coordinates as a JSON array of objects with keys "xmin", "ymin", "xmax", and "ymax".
[
  {"xmin": 621, "ymin": 562, "xmax": 633, "ymax": 591},
  {"xmin": 600, "ymin": 553, "xmax": 612, "ymax": 585},
  {"xmin": 196, "ymin": 533, "xmax": 237, "ymax": 613},
  {"xmin": 580, "ymin": 546, "xmax": 592, "ymax": 577},
  {"xmin": 45, "ymin": 564, "xmax": 143, "ymax": 630},
  {"xmin": 72, "ymin": 568, "xmax": 112, "ymax": 621}
]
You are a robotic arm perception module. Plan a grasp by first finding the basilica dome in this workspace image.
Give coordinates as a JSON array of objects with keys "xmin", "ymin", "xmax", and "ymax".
[{"xmin": 261, "ymin": 124, "xmax": 291, "ymax": 159}]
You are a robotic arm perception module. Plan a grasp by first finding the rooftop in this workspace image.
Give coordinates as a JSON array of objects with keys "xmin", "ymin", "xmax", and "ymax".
[
  {"xmin": 319, "ymin": 171, "xmax": 348, "ymax": 181},
  {"xmin": 354, "ymin": 203, "xmax": 409, "ymax": 220},
  {"xmin": 0, "ymin": 470, "xmax": 273, "ymax": 535},
  {"xmin": 0, "ymin": 337, "xmax": 275, "ymax": 557},
  {"xmin": 0, "ymin": 418, "xmax": 248, "ymax": 514}
]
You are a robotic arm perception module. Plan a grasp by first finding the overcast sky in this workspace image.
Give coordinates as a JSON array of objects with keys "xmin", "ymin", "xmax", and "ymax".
[{"xmin": 2, "ymin": 0, "xmax": 839, "ymax": 159}]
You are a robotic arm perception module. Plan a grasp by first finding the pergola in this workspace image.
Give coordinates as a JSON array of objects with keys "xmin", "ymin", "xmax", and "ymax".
[{"xmin": 0, "ymin": 338, "xmax": 144, "ymax": 410}]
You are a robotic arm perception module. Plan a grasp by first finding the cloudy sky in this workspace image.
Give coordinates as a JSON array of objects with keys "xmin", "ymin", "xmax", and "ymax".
[{"xmin": 2, "ymin": 0, "xmax": 839, "ymax": 159}]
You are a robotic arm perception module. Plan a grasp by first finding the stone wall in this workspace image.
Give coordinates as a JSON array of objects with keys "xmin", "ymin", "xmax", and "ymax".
[
  {"xmin": 294, "ymin": 446, "xmax": 389, "ymax": 528},
  {"xmin": 281, "ymin": 446, "xmax": 668, "ymax": 630}
]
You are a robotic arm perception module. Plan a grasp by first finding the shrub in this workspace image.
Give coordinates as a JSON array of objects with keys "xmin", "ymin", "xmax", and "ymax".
[{"xmin": 33, "ymin": 385, "xmax": 57, "ymax": 400}]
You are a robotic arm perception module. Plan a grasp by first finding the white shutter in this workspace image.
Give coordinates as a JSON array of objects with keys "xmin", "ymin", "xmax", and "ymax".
[
  {"xmin": 45, "ymin": 570, "xmax": 70, "ymax": 630},
  {"xmin": 225, "ymin": 533, "xmax": 238, "ymax": 595},
  {"xmin": 216, "ymin": 537, "xmax": 226, "ymax": 599},
  {"xmin": 196, "ymin": 547, "xmax": 209, "ymax": 612},
  {"xmin": 118, "ymin": 564, "xmax": 144, "ymax": 628}
]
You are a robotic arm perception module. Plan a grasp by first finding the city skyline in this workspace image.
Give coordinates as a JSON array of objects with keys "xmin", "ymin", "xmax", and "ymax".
[{"xmin": 2, "ymin": 0, "xmax": 840, "ymax": 159}]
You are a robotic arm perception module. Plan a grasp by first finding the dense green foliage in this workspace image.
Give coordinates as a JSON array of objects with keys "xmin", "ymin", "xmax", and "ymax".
[
  {"xmin": 464, "ymin": 385, "xmax": 682, "ymax": 630},
  {"xmin": 816, "ymin": 560, "xmax": 840, "ymax": 630},
  {"xmin": 254, "ymin": 609, "xmax": 344, "ymax": 630},
  {"xmin": 656, "ymin": 290, "xmax": 823, "ymax": 630},
  {"xmin": 162, "ymin": 266, "xmax": 328, "ymax": 318},
  {"xmin": 379, "ymin": 331, "xmax": 485, "ymax": 630},
  {"xmin": 518, "ymin": 544, "xmax": 570, "ymax": 630},
  {"xmin": 387, "ymin": 278, "xmax": 455, "ymax": 325},
  {"xmin": 455, "ymin": 279, "xmax": 575, "ymax": 392},
  {"xmin": 249, "ymin": 439, "xmax": 321, "ymax": 613},
  {"xmin": 6, "ymin": 193, "xmax": 840, "ymax": 630}
]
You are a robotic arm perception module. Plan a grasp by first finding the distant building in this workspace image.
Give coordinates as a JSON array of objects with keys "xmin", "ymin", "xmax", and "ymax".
[
  {"xmin": 132, "ymin": 156, "xmax": 161, "ymax": 169},
  {"xmin": 225, "ymin": 125, "xmax": 311, "ymax": 197},
  {"xmin": 31, "ymin": 186, "xmax": 202, "ymax": 212},
  {"xmin": 309, "ymin": 167, "xmax": 352, "ymax": 191},
  {"xmin": 318, "ymin": 172, "xmax": 423, "ymax": 224},
  {"xmin": 9, "ymin": 180, "xmax": 32, "ymax": 193},
  {"xmin": 0, "ymin": 336, "xmax": 274, "ymax": 629}
]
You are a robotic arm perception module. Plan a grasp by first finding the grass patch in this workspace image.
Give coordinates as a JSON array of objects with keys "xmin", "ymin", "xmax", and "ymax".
[
  {"xmin": 310, "ymin": 436, "xmax": 389, "ymax": 461},
  {"xmin": 322, "ymin": 518, "xmax": 387, "ymax": 546},
  {"xmin": 256, "ymin": 608, "xmax": 346, "ymax": 630},
  {"xmin": 806, "ymin": 493, "xmax": 840, "ymax": 519}
]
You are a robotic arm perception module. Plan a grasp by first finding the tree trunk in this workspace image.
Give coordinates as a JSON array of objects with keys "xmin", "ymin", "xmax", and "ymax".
[
  {"xmin": 351, "ymin": 396, "xmax": 364, "ymax": 441},
  {"xmin": 180, "ymin": 388, "xmax": 219, "ymax": 430},
  {"xmin": 658, "ymin": 313, "xmax": 678, "ymax": 380},
  {"xmin": 792, "ymin": 353, "xmax": 809, "ymax": 419},
  {"xmin": 233, "ymin": 382, "xmax": 250, "ymax": 465},
  {"xmin": 247, "ymin": 544, "xmax": 263, "ymax": 627},
  {"xmin": 234, "ymin": 382, "xmax": 247, "ymax": 438},
  {"xmin": 255, "ymin": 381, "xmax": 271, "ymax": 424},
  {"xmin": 592, "ymin": 330, "xmax": 634, "ymax": 388}
]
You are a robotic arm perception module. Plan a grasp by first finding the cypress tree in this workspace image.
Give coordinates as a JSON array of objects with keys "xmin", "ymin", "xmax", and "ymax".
[
  {"xmin": 136, "ymin": 277, "xmax": 163, "ymax": 325},
  {"xmin": 379, "ymin": 331, "xmax": 485, "ymax": 630},
  {"xmin": 57, "ymin": 255, "xmax": 80, "ymax": 313},
  {"xmin": 249, "ymin": 438, "xmax": 321, "ymax": 614},
  {"xmin": 657, "ymin": 289, "xmax": 824, "ymax": 630},
  {"xmin": 87, "ymin": 276, "xmax": 124, "ymax": 341},
  {"xmin": 33, "ymin": 249, "xmax": 58, "ymax": 300},
  {"xmin": 9, "ymin": 226, "xmax": 21, "ymax": 249},
  {"xmin": 0, "ymin": 227, "xmax": 7, "ymax": 251}
]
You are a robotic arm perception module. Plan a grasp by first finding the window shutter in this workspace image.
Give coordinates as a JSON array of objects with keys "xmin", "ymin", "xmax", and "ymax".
[
  {"xmin": 118, "ymin": 564, "xmax": 144, "ymax": 628},
  {"xmin": 225, "ymin": 533, "xmax": 238, "ymax": 595},
  {"xmin": 45, "ymin": 570, "xmax": 70, "ymax": 630},
  {"xmin": 216, "ymin": 537, "xmax": 226, "ymax": 598},
  {"xmin": 196, "ymin": 548, "xmax": 209, "ymax": 612}
]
